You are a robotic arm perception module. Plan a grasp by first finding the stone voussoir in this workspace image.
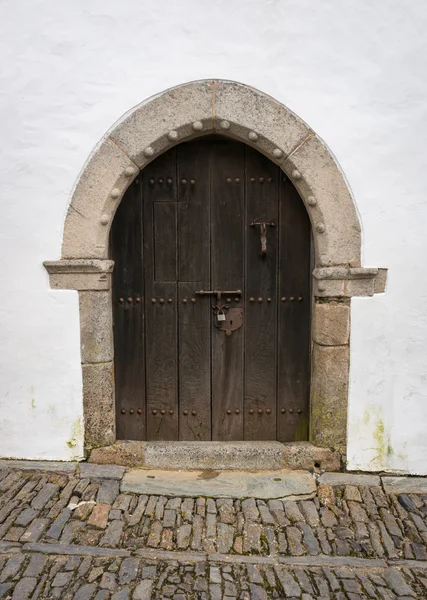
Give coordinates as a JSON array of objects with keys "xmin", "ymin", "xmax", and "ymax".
[
  {"xmin": 61, "ymin": 137, "xmax": 139, "ymax": 260},
  {"xmin": 110, "ymin": 80, "xmax": 214, "ymax": 168}
]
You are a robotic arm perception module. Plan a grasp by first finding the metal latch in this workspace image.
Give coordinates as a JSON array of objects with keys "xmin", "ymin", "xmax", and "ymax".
[
  {"xmin": 250, "ymin": 220, "xmax": 275, "ymax": 258},
  {"xmin": 195, "ymin": 289, "xmax": 243, "ymax": 334}
]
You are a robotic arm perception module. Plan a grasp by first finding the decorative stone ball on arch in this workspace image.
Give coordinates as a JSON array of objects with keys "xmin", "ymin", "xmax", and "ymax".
[{"xmin": 44, "ymin": 80, "xmax": 387, "ymax": 457}]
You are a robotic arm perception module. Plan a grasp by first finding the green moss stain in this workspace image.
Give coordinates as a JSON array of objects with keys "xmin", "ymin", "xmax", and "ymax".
[
  {"xmin": 294, "ymin": 413, "xmax": 309, "ymax": 441},
  {"xmin": 67, "ymin": 417, "xmax": 83, "ymax": 450},
  {"xmin": 365, "ymin": 407, "xmax": 393, "ymax": 469},
  {"xmin": 30, "ymin": 386, "xmax": 36, "ymax": 409},
  {"xmin": 372, "ymin": 418, "xmax": 386, "ymax": 464},
  {"xmin": 310, "ymin": 384, "xmax": 347, "ymax": 453}
]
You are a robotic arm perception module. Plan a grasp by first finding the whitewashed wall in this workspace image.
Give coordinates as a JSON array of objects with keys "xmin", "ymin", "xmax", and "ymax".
[{"xmin": 0, "ymin": 0, "xmax": 426, "ymax": 471}]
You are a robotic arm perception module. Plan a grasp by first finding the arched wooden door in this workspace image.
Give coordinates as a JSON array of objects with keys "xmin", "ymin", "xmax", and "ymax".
[{"xmin": 111, "ymin": 137, "xmax": 311, "ymax": 442}]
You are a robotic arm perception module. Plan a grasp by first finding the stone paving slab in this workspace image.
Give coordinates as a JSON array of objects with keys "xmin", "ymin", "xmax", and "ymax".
[
  {"xmin": 383, "ymin": 476, "xmax": 427, "ymax": 494},
  {"xmin": 23, "ymin": 542, "xmax": 132, "ymax": 558},
  {"xmin": 0, "ymin": 460, "xmax": 77, "ymax": 473},
  {"xmin": 318, "ymin": 472, "xmax": 381, "ymax": 486},
  {"xmin": 79, "ymin": 464, "xmax": 126, "ymax": 480},
  {"xmin": 121, "ymin": 468, "xmax": 316, "ymax": 498}
]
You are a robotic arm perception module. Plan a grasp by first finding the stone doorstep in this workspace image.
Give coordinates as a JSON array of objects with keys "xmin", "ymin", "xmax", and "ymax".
[
  {"xmin": 121, "ymin": 467, "xmax": 316, "ymax": 499},
  {"xmin": 88, "ymin": 440, "xmax": 341, "ymax": 472}
]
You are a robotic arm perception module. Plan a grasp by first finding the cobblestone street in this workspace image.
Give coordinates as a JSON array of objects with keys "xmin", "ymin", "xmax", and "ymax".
[{"xmin": 1, "ymin": 463, "xmax": 427, "ymax": 598}]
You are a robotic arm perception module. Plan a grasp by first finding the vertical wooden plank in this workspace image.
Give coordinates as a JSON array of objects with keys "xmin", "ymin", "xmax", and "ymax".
[
  {"xmin": 154, "ymin": 203, "xmax": 177, "ymax": 282},
  {"xmin": 244, "ymin": 149, "xmax": 279, "ymax": 440},
  {"xmin": 143, "ymin": 150, "xmax": 179, "ymax": 440},
  {"xmin": 211, "ymin": 139, "xmax": 245, "ymax": 441},
  {"xmin": 111, "ymin": 176, "xmax": 145, "ymax": 440},
  {"xmin": 277, "ymin": 177, "xmax": 311, "ymax": 442},
  {"xmin": 177, "ymin": 141, "xmax": 212, "ymax": 440}
]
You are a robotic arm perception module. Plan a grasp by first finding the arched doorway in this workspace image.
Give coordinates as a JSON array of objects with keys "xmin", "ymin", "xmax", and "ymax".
[
  {"xmin": 43, "ymin": 79, "xmax": 387, "ymax": 459},
  {"xmin": 111, "ymin": 136, "xmax": 311, "ymax": 442}
]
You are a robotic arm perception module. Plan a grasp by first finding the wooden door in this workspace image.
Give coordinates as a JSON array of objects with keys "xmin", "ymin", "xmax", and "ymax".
[{"xmin": 111, "ymin": 137, "xmax": 311, "ymax": 442}]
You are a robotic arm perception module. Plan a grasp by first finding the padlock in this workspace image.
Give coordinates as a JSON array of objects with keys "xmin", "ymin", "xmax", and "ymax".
[{"xmin": 217, "ymin": 312, "xmax": 226, "ymax": 322}]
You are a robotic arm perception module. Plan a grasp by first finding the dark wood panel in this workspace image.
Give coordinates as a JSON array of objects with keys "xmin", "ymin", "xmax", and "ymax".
[
  {"xmin": 211, "ymin": 140, "xmax": 245, "ymax": 441},
  {"xmin": 277, "ymin": 177, "xmax": 311, "ymax": 442},
  {"xmin": 144, "ymin": 281, "xmax": 179, "ymax": 440},
  {"xmin": 143, "ymin": 153, "xmax": 179, "ymax": 441},
  {"xmin": 154, "ymin": 202, "xmax": 177, "ymax": 282},
  {"xmin": 111, "ymin": 176, "xmax": 145, "ymax": 440},
  {"xmin": 177, "ymin": 142, "xmax": 211, "ymax": 440},
  {"xmin": 244, "ymin": 149, "xmax": 279, "ymax": 440},
  {"xmin": 177, "ymin": 142, "xmax": 210, "ymax": 283},
  {"xmin": 178, "ymin": 283, "xmax": 211, "ymax": 440}
]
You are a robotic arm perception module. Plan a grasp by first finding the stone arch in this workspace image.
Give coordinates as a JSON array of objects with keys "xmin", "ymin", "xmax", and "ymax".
[
  {"xmin": 44, "ymin": 80, "xmax": 387, "ymax": 462},
  {"xmin": 62, "ymin": 79, "xmax": 361, "ymax": 267}
]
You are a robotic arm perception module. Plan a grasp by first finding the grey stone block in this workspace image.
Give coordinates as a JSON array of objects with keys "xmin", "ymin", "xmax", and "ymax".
[
  {"xmin": 31, "ymin": 483, "xmax": 59, "ymax": 510},
  {"xmin": 89, "ymin": 441, "xmax": 146, "ymax": 467},
  {"xmin": 80, "ymin": 365, "xmax": 116, "ymax": 450},
  {"xmin": 319, "ymin": 472, "xmax": 380, "ymax": 486},
  {"xmin": 382, "ymin": 477, "xmax": 427, "ymax": 494},
  {"xmin": 14, "ymin": 508, "xmax": 39, "ymax": 528},
  {"xmin": 97, "ymin": 480, "xmax": 120, "ymax": 504},
  {"xmin": 9, "ymin": 577, "xmax": 37, "ymax": 599},
  {"xmin": 313, "ymin": 302, "xmax": 350, "ymax": 346},
  {"xmin": 282, "ymin": 442, "xmax": 341, "ymax": 472},
  {"xmin": 20, "ymin": 519, "xmax": 50, "ymax": 543},
  {"xmin": 79, "ymin": 463, "xmax": 125, "ymax": 480},
  {"xmin": 310, "ymin": 344, "xmax": 349, "ymax": 453},
  {"xmin": 45, "ymin": 508, "xmax": 71, "ymax": 540},
  {"xmin": 23, "ymin": 554, "xmax": 48, "ymax": 578},
  {"xmin": 133, "ymin": 581, "xmax": 153, "ymax": 599},
  {"xmin": 0, "ymin": 460, "xmax": 76, "ymax": 473},
  {"xmin": 79, "ymin": 292, "xmax": 113, "ymax": 363}
]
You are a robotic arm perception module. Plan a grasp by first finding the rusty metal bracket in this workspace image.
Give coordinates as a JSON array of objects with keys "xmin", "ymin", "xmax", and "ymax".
[
  {"xmin": 250, "ymin": 220, "xmax": 275, "ymax": 258},
  {"xmin": 195, "ymin": 289, "xmax": 243, "ymax": 334},
  {"xmin": 216, "ymin": 307, "xmax": 243, "ymax": 336}
]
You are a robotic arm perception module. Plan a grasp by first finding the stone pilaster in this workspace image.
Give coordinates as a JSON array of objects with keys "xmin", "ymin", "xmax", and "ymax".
[{"xmin": 310, "ymin": 299, "xmax": 350, "ymax": 454}]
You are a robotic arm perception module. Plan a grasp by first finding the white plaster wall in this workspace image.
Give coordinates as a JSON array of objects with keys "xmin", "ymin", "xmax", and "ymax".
[{"xmin": 0, "ymin": 0, "xmax": 426, "ymax": 469}]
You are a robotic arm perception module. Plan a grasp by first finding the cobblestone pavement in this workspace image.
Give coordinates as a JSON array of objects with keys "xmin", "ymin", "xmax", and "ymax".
[{"xmin": 1, "ymin": 464, "xmax": 427, "ymax": 598}]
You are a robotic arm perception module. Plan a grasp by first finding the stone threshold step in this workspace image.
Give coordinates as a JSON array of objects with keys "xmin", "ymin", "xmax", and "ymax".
[
  {"xmin": 89, "ymin": 440, "xmax": 341, "ymax": 471},
  {"xmin": 120, "ymin": 467, "xmax": 316, "ymax": 499}
]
